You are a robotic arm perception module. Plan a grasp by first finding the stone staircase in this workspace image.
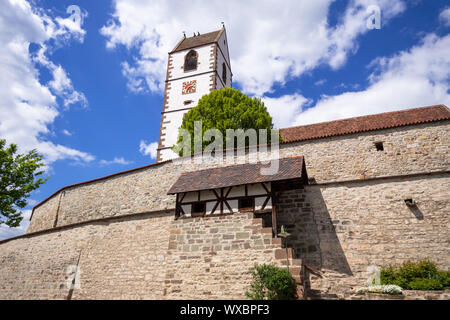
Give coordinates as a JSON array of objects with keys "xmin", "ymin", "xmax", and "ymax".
[{"xmin": 251, "ymin": 213, "xmax": 306, "ymax": 299}]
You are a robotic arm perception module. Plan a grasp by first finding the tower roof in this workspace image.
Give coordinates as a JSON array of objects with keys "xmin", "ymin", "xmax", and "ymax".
[{"xmin": 170, "ymin": 28, "xmax": 224, "ymax": 53}]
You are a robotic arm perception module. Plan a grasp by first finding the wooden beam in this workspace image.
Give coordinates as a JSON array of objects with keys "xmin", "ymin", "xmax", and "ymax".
[
  {"xmin": 271, "ymin": 191, "xmax": 277, "ymax": 237},
  {"xmin": 220, "ymin": 188, "xmax": 224, "ymax": 215},
  {"xmin": 211, "ymin": 200, "xmax": 220, "ymax": 214},
  {"xmin": 224, "ymin": 200, "xmax": 233, "ymax": 214},
  {"xmin": 261, "ymin": 195, "xmax": 270, "ymax": 211},
  {"xmin": 261, "ymin": 182, "xmax": 270, "ymax": 194},
  {"xmin": 175, "ymin": 193, "xmax": 180, "ymax": 218}
]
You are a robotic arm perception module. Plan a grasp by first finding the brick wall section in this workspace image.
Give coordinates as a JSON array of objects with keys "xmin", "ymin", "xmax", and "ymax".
[
  {"xmin": 27, "ymin": 193, "xmax": 60, "ymax": 233},
  {"xmin": 0, "ymin": 211, "xmax": 175, "ymax": 299},
  {"xmin": 279, "ymin": 121, "xmax": 449, "ymax": 183},
  {"xmin": 29, "ymin": 121, "xmax": 450, "ymax": 232},
  {"xmin": 163, "ymin": 212, "xmax": 296, "ymax": 299},
  {"xmin": 0, "ymin": 211, "xmax": 295, "ymax": 299},
  {"xmin": 276, "ymin": 174, "xmax": 450, "ymax": 299}
]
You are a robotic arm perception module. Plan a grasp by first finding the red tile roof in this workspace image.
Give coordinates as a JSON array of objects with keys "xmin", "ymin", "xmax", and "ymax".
[
  {"xmin": 171, "ymin": 29, "xmax": 223, "ymax": 53},
  {"xmin": 280, "ymin": 105, "xmax": 450, "ymax": 143},
  {"xmin": 167, "ymin": 156, "xmax": 306, "ymax": 194}
]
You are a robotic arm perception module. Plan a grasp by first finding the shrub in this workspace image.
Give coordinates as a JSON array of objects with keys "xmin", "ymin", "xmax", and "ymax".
[
  {"xmin": 436, "ymin": 271, "xmax": 450, "ymax": 288},
  {"xmin": 380, "ymin": 259, "xmax": 449, "ymax": 290},
  {"xmin": 408, "ymin": 279, "xmax": 443, "ymax": 290},
  {"xmin": 246, "ymin": 264, "xmax": 297, "ymax": 300}
]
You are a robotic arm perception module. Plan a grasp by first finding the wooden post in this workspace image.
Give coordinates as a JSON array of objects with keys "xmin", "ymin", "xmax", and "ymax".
[
  {"xmin": 220, "ymin": 188, "xmax": 224, "ymax": 215},
  {"xmin": 175, "ymin": 193, "xmax": 180, "ymax": 219},
  {"xmin": 271, "ymin": 191, "xmax": 277, "ymax": 237}
]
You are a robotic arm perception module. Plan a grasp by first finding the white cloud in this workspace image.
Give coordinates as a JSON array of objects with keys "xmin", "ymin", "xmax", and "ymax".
[
  {"xmin": 439, "ymin": 7, "xmax": 450, "ymax": 26},
  {"xmin": 100, "ymin": 0, "xmax": 406, "ymax": 96},
  {"xmin": 271, "ymin": 33, "xmax": 450, "ymax": 127},
  {"xmin": 62, "ymin": 129, "xmax": 72, "ymax": 136},
  {"xmin": 0, "ymin": 210, "xmax": 31, "ymax": 241},
  {"xmin": 0, "ymin": 0, "xmax": 93, "ymax": 165},
  {"xmin": 139, "ymin": 140, "xmax": 158, "ymax": 159},
  {"xmin": 47, "ymin": 65, "xmax": 88, "ymax": 108},
  {"xmin": 261, "ymin": 94, "xmax": 311, "ymax": 128},
  {"xmin": 99, "ymin": 157, "xmax": 133, "ymax": 166},
  {"xmin": 314, "ymin": 79, "xmax": 327, "ymax": 86}
]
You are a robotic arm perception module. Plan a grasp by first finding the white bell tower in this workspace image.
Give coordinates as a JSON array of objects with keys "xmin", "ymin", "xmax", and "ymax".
[{"xmin": 156, "ymin": 25, "xmax": 232, "ymax": 162}]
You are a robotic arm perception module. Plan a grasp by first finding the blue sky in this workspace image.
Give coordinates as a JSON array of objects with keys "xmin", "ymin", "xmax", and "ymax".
[{"xmin": 0, "ymin": 0, "xmax": 449, "ymax": 239}]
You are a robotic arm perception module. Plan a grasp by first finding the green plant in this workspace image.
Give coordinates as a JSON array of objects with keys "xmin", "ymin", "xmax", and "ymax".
[
  {"xmin": 408, "ymin": 279, "xmax": 443, "ymax": 290},
  {"xmin": 246, "ymin": 264, "xmax": 297, "ymax": 300},
  {"xmin": 380, "ymin": 259, "xmax": 449, "ymax": 290}
]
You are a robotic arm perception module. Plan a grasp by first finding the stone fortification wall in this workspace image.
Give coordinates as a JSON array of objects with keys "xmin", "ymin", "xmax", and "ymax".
[
  {"xmin": 0, "ymin": 212, "xmax": 293, "ymax": 299},
  {"xmin": 29, "ymin": 121, "xmax": 449, "ymax": 233}
]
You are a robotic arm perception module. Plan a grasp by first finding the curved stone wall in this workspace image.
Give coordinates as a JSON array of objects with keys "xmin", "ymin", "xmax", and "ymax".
[{"xmin": 28, "ymin": 121, "xmax": 450, "ymax": 233}]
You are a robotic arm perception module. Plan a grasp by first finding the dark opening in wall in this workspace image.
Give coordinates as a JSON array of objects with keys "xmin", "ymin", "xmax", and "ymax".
[
  {"xmin": 238, "ymin": 197, "xmax": 254, "ymax": 212},
  {"xmin": 184, "ymin": 50, "xmax": 198, "ymax": 71},
  {"xmin": 222, "ymin": 62, "xmax": 227, "ymax": 84},
  {"xmin": 374, "ymin": 141, "xmax": 384, "ymax": 151},
  {"xmin": 191, "ymin": 202, "xmax": 206, "ymax": 217},
  {"xmin": 184, "ymin": 100, "xmax": 193, "ymax": 105}
]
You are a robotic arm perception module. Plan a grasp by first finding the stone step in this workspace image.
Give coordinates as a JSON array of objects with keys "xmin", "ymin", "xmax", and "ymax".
[
  {"xmin": 275, "ymin": 247, "xmax": 293, "ymax": 259},
  {"xmin": 271, "ymin": 237, "xmax": 282, "ymax": 245}
]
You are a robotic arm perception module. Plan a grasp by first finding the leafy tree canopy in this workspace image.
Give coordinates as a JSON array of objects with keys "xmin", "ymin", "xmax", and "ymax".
[
  {"xmin": 0, "ymin": 139, "xmax": 47, "ymax": 227},
  {"xmin": 173, "ymin": 88, "xmax": 276, "ymax": 156}
]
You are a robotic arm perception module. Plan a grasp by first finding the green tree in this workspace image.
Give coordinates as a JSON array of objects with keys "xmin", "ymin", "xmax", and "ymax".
[
  {"xmin": 173, "ymin": 88, "xmax": 276, "ymax": 156},
  {"xmin": 0, "ymin": 139, "xmax": 47, "ymax": 227}
]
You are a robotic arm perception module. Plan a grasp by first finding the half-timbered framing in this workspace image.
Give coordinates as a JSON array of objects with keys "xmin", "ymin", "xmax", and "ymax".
[{"xmin": 167, "ymin": 156, "xmax": 308, "ymax": 236}]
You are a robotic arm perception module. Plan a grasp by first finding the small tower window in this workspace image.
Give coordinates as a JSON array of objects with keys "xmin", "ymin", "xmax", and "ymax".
[
  {"xmin": 374, "ymin": 141, "xmax": 384, "ymax": 151},
  {"xmin": 222, "ymin": 62, "xmax": 227, "ymax": 84},
  {"xmin": 184, "ymin": 50, "xmax": 198, "ymax": 71}
]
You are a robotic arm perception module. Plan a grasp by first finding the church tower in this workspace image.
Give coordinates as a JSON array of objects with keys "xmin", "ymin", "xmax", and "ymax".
[{"xmin": 156, "ymin": 25, "xmax": 232, "ymax": 162}]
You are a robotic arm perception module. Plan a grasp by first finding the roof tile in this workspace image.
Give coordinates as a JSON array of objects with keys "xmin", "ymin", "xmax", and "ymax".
[
  {"xmin": 280, "ymin": 105, "xmax": 450, "ymax": 143},
  {"xmin": 171, "ymin": 29, "xmax": 223, "ymax": 53},
  {"xmin": 168, "ymin": 156, "xmax": 305, "ymax": 194}
]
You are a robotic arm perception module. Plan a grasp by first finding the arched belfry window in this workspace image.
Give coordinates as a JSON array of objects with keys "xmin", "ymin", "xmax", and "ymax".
[
  {"xmin": 184, "ymin": 50, "xmax": 198, "ymax": 71},
  {"xmin": 222, "ymin": 62, "xmax": 227, "ymax": 84}
]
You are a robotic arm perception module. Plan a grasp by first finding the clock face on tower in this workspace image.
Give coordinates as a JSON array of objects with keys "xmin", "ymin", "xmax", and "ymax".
[{"xmin": 182, "ymin": 80, "xmax": 196, "ymax": 94}]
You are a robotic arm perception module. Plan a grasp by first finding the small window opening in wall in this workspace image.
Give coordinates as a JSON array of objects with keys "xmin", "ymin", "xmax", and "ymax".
[
  {"xmin": 184, "ymin": 50, "xmax": 198, "ymax": 71},
  {"xmin": 192, "ymin": 202, "xmax": 206, "ymax": 217},
  {"xmin": 222, "ymin": 62, "xmax": 227, "ymax": 84},
  {"xmin": 239, "ymin": 197, "xmax": 254, "ymax": 212},
  {"xmin": 374, "ymin": 141, "xmax": 384, "ymax": 151},
  {"xmin": 184, "ymin": 100, "xmax": 193, "ymax": 105}
]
